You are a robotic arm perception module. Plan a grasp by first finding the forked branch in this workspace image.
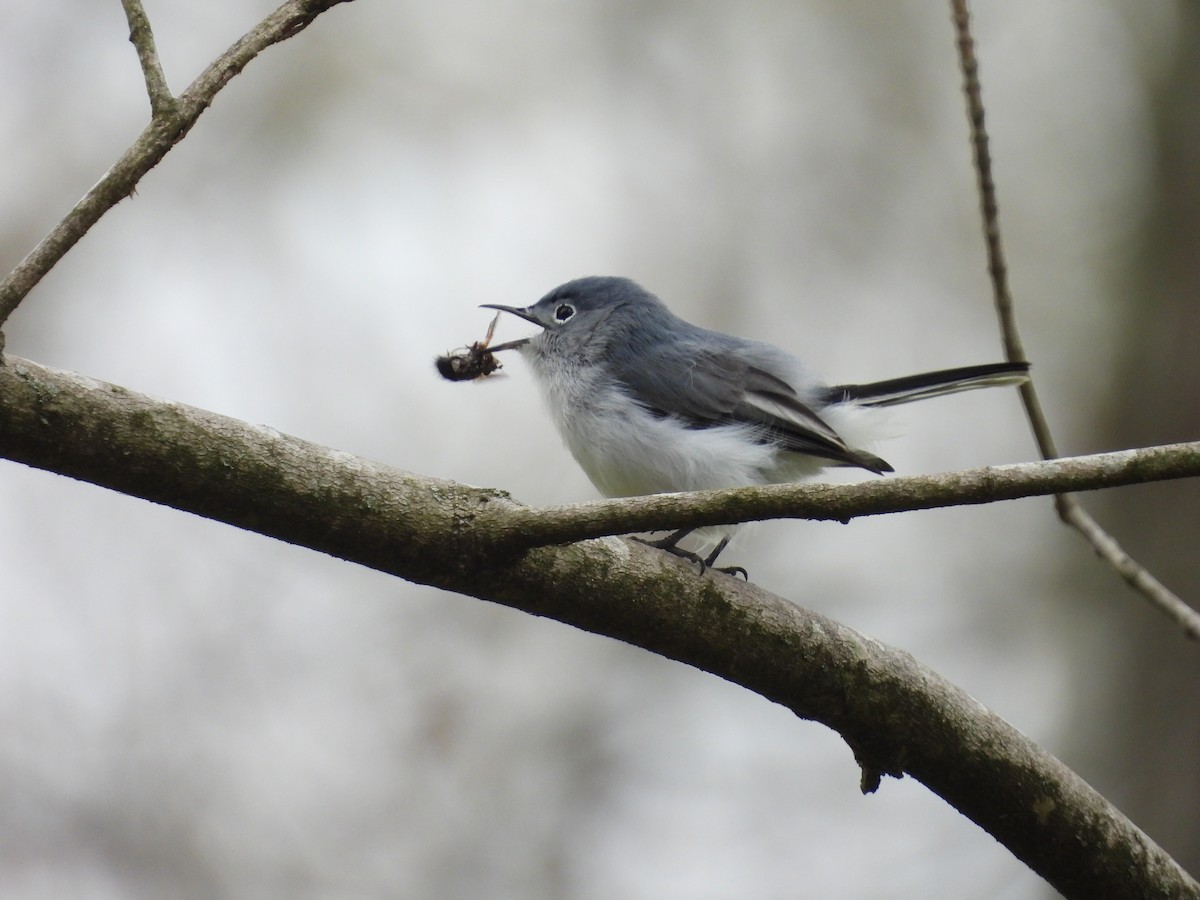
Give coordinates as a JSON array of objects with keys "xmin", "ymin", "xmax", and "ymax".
[{"xmin": 0, "ymin": 0, "xmax": 354, "ymax": 328}]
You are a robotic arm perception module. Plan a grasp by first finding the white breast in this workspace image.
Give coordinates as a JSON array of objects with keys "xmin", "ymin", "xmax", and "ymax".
[{"xmin": 527, "ymin": 352, "xmax": 790, "ymax": 498}]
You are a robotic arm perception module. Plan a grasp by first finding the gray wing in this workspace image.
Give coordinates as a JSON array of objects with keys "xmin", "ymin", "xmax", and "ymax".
[{"xmin": 610, "ymin": 337, "xmax": 891, "ymax": 473}]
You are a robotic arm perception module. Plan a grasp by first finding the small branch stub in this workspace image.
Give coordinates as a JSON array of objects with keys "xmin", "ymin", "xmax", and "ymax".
[{"xmin": 121, "ymin": 0, "xmax": 175, "ymax": 117}]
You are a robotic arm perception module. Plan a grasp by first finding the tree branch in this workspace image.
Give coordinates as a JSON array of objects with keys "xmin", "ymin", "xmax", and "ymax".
[
  {"xmin": 949, "ymin": 0, "xmax": 1190, "ymax": 635},
  {"xmin": 0, "ymin": 353, "xmax": 1195, "ymax": 898},
  {"xmin": 0, "ymin": 0, "xmax": 354, "ymax": 329}
]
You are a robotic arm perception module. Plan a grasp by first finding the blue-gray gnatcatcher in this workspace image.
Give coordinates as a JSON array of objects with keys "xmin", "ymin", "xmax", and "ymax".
[{"xmin": 481, "ymin": 275, "xmax": 1029, "ymax": 575}]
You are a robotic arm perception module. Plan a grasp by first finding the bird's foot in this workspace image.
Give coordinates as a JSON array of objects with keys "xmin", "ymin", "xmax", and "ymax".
[{"xmin": 633, "ymin": 530, "xmax": 748, "ymax": 580}]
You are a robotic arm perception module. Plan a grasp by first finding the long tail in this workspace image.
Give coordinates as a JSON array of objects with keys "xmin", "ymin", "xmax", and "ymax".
[{"xmin": 821, "ymin": 362, "xmax": 1030, "ymax": 408}]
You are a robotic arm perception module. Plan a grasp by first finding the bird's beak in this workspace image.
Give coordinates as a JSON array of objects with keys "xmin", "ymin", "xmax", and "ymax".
[
  {"xmin": 478, "ymin": 303, "xmax": 543, "ymax": 352},
  {"xmin": 483, "ymin": 338, "xmax": 530, "ymax": 353},
  {"xmin": 480, "ymin": 303, "xmax": 547, "ymax": 329}
]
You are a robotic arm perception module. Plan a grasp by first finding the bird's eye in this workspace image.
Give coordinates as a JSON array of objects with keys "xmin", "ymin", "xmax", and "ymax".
[{"xmin": 554, "ymin": 303, "xmax": 576, "ymax": 322}]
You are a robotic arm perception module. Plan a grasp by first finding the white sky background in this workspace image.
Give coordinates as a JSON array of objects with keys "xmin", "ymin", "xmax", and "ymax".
[{"xmin": 0, "ymin": 2, "xmax": 1182, "ymax": 898}]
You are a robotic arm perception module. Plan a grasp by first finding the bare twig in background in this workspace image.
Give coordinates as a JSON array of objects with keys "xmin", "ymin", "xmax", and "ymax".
[
  {"xmin": 950, "ymin": 0, "xmax": 1200, "ymax": 641},
  {"xmin": 0, "ymin": 0, "xmax": 354, "ymax": 330},
  {"xmin": 120, "ymin": 0, "xmax": 174, "ymax": 117}
]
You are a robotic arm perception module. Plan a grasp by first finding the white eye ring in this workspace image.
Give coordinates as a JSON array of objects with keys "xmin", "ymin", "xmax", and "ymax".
[{"xmin": 554, "ymin": 303, "xmax": 576, "ymax": 322}]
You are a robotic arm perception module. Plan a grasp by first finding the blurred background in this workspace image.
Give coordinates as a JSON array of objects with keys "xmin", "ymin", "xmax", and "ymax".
[{"xmin": 2, "ymin": 1, "xmax": 1198, "ymax": 897}]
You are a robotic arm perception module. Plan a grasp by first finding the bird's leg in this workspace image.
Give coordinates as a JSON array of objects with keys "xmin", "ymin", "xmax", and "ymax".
[
  {"xmin": 634, "ymin": 528, "xmax": 702, "ymax": 568},
  {"xmin": 634, "ymin": 529, "xmax": 748, "ymax": 580},
  {"xmin": 702, "ymin": 537, "xmax": 748, "ymax": 580}
]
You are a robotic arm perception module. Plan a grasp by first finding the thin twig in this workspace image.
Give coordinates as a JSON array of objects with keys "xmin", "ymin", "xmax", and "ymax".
[
  {"xmin": 488, "ymin": 444, "xmax": 1200, "ymax": 566},
  {"xmin": 121, "ymin": 0, "xmax": 175, "ymax": 117},
  {"xmin": 0, "ymin": 0, "xmax": 354, "ymax": 330},
  {"xmin": 949, "ymin": 0, "xmax": 1200, "ymax": 640}
]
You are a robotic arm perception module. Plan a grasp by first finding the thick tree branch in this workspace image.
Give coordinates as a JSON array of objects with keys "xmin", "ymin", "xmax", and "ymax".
[
  {"xmin": 0, "ymin": 0, "xmax": 353, "ymax": 328},
  {"xmin": 950, "ymin": 0, "xmax": 1190, "ymax": 634},
  {"xmin": 0, "ymin": 354, "xmax": 1195, "ymax": 898}
]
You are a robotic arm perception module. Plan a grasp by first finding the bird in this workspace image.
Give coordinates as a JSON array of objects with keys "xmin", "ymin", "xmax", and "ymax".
[{"xmin": 480, "ymin": 275, "xmax": 1029, "ymax": 576}]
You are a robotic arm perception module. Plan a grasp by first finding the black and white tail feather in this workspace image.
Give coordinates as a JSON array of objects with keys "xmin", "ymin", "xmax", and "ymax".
[
  {"xmin": 807, "ymin": 361, "xmax": 1030, "ymax": 474},
  {"xmin": 822, "ymin": 362, "xmax": 1030, "ymax": 408}
]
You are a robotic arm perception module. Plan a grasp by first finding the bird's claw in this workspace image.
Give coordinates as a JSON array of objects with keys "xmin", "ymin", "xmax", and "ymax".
[{"xmin": 633, "ymin": 531, "xmax": 749, "ymax": 580}]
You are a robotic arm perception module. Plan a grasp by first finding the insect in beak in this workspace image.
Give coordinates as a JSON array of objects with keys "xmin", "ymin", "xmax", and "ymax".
[{"xmin": 435, "ymin": 312, "xmax": 528, "ymax": 382}]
